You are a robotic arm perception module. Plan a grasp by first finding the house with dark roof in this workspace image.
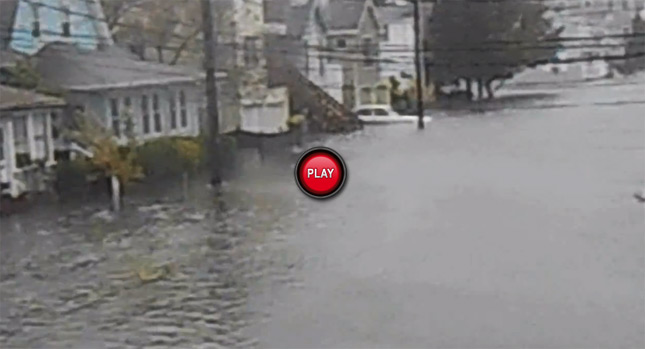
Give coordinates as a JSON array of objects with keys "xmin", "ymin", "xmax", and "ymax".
[
  {"xmin": 31, "ymin": 43, "xmax": 230, "ymax": 143},
  {"xmin": 0, "ymin": 0, "xmax": 237, "ymax": 199},
  {"xmin": 324, "ymin": 0, "xmax": 382, "ymax": 107},
  {"xmin": 262, "ymin": 0, "xmax": 361, "ymax": 133},
  {"xmin": 278, "ymin": 0, "xmax": 345, "ymax": 103},
  {"xmin": 1, "ymin": 0, "xmax": 234, "ymax": 144},
  {"xmin": 1, "ymin": 1, "xmax": 67, "ymax": 198},
  {"xmin": 265, "ymin": 0, "xmax": 383, "ymax": 108}
]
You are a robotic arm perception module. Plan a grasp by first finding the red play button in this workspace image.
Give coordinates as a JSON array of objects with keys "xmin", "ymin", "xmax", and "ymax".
[{"xmin": 295, "ymin": 147, "xmax": 347, "ymax": 199}]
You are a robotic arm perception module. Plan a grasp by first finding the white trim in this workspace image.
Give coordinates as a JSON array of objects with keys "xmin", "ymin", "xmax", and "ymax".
[
  {"xmin": 26, "ymin": 112, "xmax": 37, "ymax": 160},
  {"xmin": 328, "ymin": 29, "xmax": 359, "ymax": 36},
  {"xmin": 45, "ymin": 112, "xmax": 55, "ymax": 166},
  {"xmin": 65, "ymin": 73, "xmax": 225, "ymax": 92},
  {"xmin": 5, "ymin": 119, "xmax": 17, "ymax": 197}
]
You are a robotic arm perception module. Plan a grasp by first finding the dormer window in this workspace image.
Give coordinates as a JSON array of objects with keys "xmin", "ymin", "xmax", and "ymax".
[
  {"xmin": 61, "ymin": 6, "xmax": 71, "ymax": 37},
  {"xmin": 29, "ymin": 3, "xmax": 41, "ymax": 38},
  {"xmin": 62, "ymin": 21, "xmax": 71, "ymax": 37},
  {"xmin": 32, "ymin": 21, "xmax": 41, "ymax": 38}
]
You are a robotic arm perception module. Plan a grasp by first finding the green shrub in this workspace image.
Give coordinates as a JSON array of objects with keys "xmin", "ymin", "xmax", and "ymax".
[{"xmin": 137, "ymin": 137, "xmax": 204, "ymax": 179}]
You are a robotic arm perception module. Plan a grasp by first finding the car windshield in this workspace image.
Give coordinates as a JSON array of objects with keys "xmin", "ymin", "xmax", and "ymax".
[
  {"xmin": 356, "ymin": 109, "xmax": 371, "ymax": 116},
  {"xmin": 374, "ymin": 109, "xmax": 389, "ymax": 116}
]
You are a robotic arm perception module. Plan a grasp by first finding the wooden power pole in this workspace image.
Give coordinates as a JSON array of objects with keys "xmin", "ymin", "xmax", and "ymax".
[
  {"xmin": 200, "ymin": 0, "xmax": 222, "ymax": 187},
  {"xmin": 413, "ymin": 0, "xmax": 424, "ymax": 130}
]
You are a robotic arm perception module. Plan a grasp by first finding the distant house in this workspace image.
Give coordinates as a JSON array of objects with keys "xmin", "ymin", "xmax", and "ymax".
[
  {"xmin": 7, "ymin": 0, "xmax": 113, "ymax": 54},
  {"xmin": 277, "ymin": 0, "xmax": 344, "ymax": 103},
  {"xmin": 377, "ymin": 3, "xmax": 415, "ymax": 80},
  {"xmin": 266, "ymin": 0, "xmax": 384, "ymax": 108},
  {"xmin": 263, "ymin": 0, "xmax": 362, "ymax": 133},
  {"xmin": 325, "ymin": 0, "xmax": 382, "ymax": 107},
  {"xmin": 1, "ymin": 85, "xmax": 65, "ymax": 198}
]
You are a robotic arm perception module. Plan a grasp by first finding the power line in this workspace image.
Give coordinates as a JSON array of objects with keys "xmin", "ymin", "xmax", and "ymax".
[{"xmin": 6, "ymin": 26, "xmax": 645, "ymax": 55}]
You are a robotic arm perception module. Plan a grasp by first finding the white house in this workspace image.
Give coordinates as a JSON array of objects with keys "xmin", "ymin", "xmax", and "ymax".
[
  {"xmin": 1, "ymin": 85, "xmax": 65, "ymax": 198},
  {"xmin": 377, "ymin": 4, "xmax": 415, "ymax": 80},
  {"xmin": 285, "ymin": 0, "xmax": 344, "ymax": 103}
]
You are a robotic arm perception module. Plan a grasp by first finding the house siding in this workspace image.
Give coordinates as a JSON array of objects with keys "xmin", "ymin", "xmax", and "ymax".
[
  {"xmin": 326, "ymin": 1, "xmax": 382, "ymax": 107},
  {"xmin": 379, "ymin": 19, "xmax": 414, "ymax": 79},
  {"xmin": 299, "ymin": 9, "xmax": 344, "ymax": 103},
  {"xmin": 9, "ymin": 0, "xmax": 111, "ymax": 55}
]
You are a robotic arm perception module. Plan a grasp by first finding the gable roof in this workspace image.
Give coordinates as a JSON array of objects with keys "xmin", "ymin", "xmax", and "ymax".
[
  {"xmin": 287, "ymin": 0, "xmax": 316, "ymax": 38},
  {"xmin": 0, "ymin": 0, "xmax": 19, "ymax": 50},
  {"xmin": 0, "ymin": 85, "xmax": 65, "ymax": 111},
  {"xmin": 327, "ymin": 0, "xmax": 367, "ymax": 31},
  {"xmin": 377, "ymin": 4, "xmax": 414, "ymax": 23},
  {"xmin": 32, "ymin": 43, "xmax": 221, "ymax": 92},
  {"xmin": 264, "ymin": 0, "xmax": 289, "ymax": 24}
]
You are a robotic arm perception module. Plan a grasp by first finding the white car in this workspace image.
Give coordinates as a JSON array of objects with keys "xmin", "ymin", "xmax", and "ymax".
[{"xmin": 353, "ymin": 105, "xmax": 432, "ymax": 125}]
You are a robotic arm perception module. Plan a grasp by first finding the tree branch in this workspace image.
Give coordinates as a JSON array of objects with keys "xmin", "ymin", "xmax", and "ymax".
[{"xmin": 169, "ymin": 26, "xmax": 202, "ymax": 65}]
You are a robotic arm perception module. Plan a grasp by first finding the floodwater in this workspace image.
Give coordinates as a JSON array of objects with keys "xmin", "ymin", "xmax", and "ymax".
[
  {"xmin": 251, "ymin": 79, "xmax": 645, "ymax": 348},
  {"xmin": 1, "ymin": 77, "xmax": 644, "ymax": 348}
]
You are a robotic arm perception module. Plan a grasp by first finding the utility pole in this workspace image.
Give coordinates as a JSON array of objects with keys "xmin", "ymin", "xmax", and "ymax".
[
  {"xmin": 200, "ymin": 0, "xmax": 221, "ymax": 187},
  {"xmin": 413, "ymin": 0, "xmax": 424, "ymax": 130}
]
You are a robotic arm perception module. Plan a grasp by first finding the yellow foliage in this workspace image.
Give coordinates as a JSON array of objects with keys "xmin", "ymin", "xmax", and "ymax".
[
  {"xmin": 174, "ymin": 138, "xmax": 202, "ymax": 170},
  {"xmin": 69, "ymin": 112, "xmax": 143, "ymax": 184}
]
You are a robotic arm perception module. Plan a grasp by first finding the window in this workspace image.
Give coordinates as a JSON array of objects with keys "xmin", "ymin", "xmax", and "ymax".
[
  {"xmin": 623, "ymin": 0, "xmax": 629, "ymax": 10},
  {"xmin": 0, "ymin": 126, "xmax": 4, "ymax": 162},
  {"xmin": 179, "ymin": 91, "xmax": 188, "ymax": 128},
  {"xmin": 141, "ymin": 95, "xmax": 150, "ymax": 134},
  {"xmin": 13, "ymin": 115, "xmax": 29, "ymax": 167},
  {"xmin": 32, "ymin": 21, "xmax": 41, "ymax": 37},
  {"xmin": 337, "ymin": 39, "xmax": 346, "ymax": 48},
  {"xmin": 152, "ymin": 93, "xmax": 162, "ymax": 132},
  {"xmin": 51, "ymin": 112, "xmax": 60, "ymax": 140},
  {"xmin": 374, "ymin": 109, "xmax": 389, "ymax": 116},
  {"xmin": 110, "ymin": 98, "xmax": 120, "ymax": 137},
  {"xmin": 29, "ymin": 3, "xmax": 40, "ymax": 37},
  {"xmin": 304, "ymin": 42, "xmax": 310, "ymax": 74},
  {"xmin": 169, "ymin": 92, "xmax": 178, "ymax": 129},
  {"xmin": 123, "ymin": 97, "xmax": 133, "ymax": 135},
  {"xmin": 356, "ymin": 109, "xmax": 371, "ymax": 116},
  {"xmin": 62, "ymin": 6, "xmax": 71, "ymax": 37},
  {"xmin": 243, "ymin": 37, "xmax": 260, "ymax": 67},
  {"xmin": 13, "ymin": 115, "xmax": 28, "ymax": 152},
  {"xmin": 318, "ymin": 41, "xmax": 325, "ymax": 76},
  {"xmin": 362, "ymin": 38, "xmax": 375, "ymax": 66},
  {"xmin": 33, "ymin": 113, "xmax": 47, "ymax": 160}
]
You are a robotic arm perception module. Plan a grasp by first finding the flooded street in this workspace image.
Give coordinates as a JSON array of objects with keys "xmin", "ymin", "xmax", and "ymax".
[
  {"xmin": 253, "ymin": 80, "xmax": 645, "ymax": 348},
  {"xmin": 1, "ymin": 79, "xmax": 644, "ymax": 348}
]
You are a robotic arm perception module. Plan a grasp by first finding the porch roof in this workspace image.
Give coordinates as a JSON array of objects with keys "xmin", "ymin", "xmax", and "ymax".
[
  {"xmin": 0, "ymin": 48, "xmax": 24, "ymax": 68},
  {"xmin": 0, "ymin": 85, "xmax": 65, "ymax": 111},
  {"xmin": 33, "ymin": 43, "xmax": 224, "ymax": 92}
]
